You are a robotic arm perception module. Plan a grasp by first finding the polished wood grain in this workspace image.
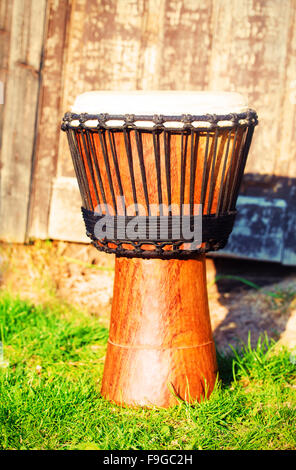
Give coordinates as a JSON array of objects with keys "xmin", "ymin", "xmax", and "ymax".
[{"xmin": 101, "ymin": 255, "xmax": 218, "ymax": 407}]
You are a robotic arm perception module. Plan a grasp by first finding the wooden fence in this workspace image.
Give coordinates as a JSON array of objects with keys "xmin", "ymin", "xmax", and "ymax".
[{"xmin": 0, "ymin": 0, "xmax": 295, "ymax": 262}]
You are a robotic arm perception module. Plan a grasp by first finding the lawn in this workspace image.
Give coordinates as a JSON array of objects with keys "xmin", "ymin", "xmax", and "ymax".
[{"xmin": 0, "ymin": 291, "xmax": 295, "ymax": 450}]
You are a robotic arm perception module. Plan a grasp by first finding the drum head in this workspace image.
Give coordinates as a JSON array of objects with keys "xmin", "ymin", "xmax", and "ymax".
[{"xmin": 71, "ymin": 90, "xmax": 248, "ymax": 116}]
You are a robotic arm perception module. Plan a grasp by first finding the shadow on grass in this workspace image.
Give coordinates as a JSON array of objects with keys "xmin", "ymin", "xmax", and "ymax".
[
  {"xmin": 216, "ymin": 347, "xmax": 236, "ymax": 387},
  {"xmin": 211, "ymin": 173, "xmax": 296, "ymax": 351}
]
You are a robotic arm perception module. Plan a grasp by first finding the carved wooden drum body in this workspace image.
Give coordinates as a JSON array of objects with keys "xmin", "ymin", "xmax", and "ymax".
[{"xmin": 62, "ymin": 91, "xmax": 257, "ymax": 407}]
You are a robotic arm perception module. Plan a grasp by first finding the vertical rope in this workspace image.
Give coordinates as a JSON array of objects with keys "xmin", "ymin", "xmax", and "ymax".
[
  {"xmin": 66, "ymin": 130, "xmax": 90, "ymax": 210},
  {"xmin": 200, "ymin": 130, "xmax": 210, "ymax": 212},
  {"xmin": 135, "ymin": 130, "xmax": 150, "ymax": 216},
  {"xmin": 87, "ymin": 131, "xmax": 109, "ymax": 214},
  {"xmin": 221, "ymin": 127, "xmax": 238, "ymax": 214},
  {"xmin": 230, "ymin": 126, "xmax": 255, "ymax": 210},
  {"xmin": 80, "ymin": 130, "xmax": 101, "ymax": 209},
  {"xmin": 123, "ymin": 128, "xmax": 138, "ymax": 215},
  {"xmin": 180, "ymin": 132, "xmax": 188, "ymax": 216},
  {"xmin": 164, "ymin": 130, "xmax": 172, "ymax": 216},
  {"xmin": 107, "ymin": 130, "xmax": 126, "ymax": 215},
  {"xmin": 227, "ymin": 128, "xmax": 248, "ymax": 211},
  {"xmin": 215, "ymin": 129, "xmax": 232, "ymax": 216},
  {"xmin": 98, "ymin": 129, "xmax": 117, "ymax": 213},
  {"xmin": 189, "ymin": 130, "xmax": 199, "ymax": 217},
  {"xmin": 207, "ymin": 128, "xmax": 219, "ymax": 215},
  {"xmin": 153, "ymin": 130, "xmax": 163, "ymax": 215},
  {"xmin": 74, "ymin": 131, "xmax": 95, "ymax": 211}
]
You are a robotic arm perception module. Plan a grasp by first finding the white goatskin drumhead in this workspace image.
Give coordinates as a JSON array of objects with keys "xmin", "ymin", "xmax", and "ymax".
[{"xmin": 71, "ymin": 91, "xmax": 248, "ymax": 116}]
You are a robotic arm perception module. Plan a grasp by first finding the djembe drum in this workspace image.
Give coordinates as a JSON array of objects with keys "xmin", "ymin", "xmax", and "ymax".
[{"xmin": 61, "ymin": 91, "xmax": 257, "ymax": 407}]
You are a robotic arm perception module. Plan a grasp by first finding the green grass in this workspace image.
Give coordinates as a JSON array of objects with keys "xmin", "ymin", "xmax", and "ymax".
[{"xmin": 0, "ymin": 292, "xmax": 295, "ymax": 450}]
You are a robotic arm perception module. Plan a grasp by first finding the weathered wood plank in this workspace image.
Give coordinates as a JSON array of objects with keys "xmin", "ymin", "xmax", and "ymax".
[
  {"xmin": 27, "ymin": 0, "xmax": 71, "ymax": 240},
  {"xmin": 58, "ymin": 0, "xmax": 147, "ymax": 178},
  {"xmin": 0, "ymin": 0, "xmax": 47, "ymax": 242},
  {"xmin": 0, "ymin": 0, "xmax": 13, "ymax": 148},
  {"xmin": 159, "ymin": 0, "xmax": 213, "ymax": 90},
  {"xmin": 48, "ymin": 176, "xmax": 88, "ymax": 242},
  {"xmin": 274, "ymin": 0, "xmax": 296, "ymax": 178},
  {"xmin": 135, "ymin": 0, "xmax": 166, "ymax": 89},
  {"xmin": 209, "ymin": 0, "xmax": 291, "ymax": 176}
]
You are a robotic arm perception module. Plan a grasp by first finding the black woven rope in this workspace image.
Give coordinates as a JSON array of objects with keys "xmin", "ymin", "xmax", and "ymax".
[
  {"xmin": 81, "ymin": 207, "xmax": 236, "ymax": 259},
  {"xmin": 82, "ymin": 207, "xmax": 236, "ymax": 242},
  {"xmin": 91, "ymin": 239, "xmax": 230, "ymax": 260}
]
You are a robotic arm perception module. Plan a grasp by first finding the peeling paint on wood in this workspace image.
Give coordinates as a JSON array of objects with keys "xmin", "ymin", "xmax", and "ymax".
[
  {"xmin": 27, "ymin": 0, "xmax": 71, "ymax": 240},
  {"xmin": 209, "ymin": 0, "xmax": 295, "ymax": 177},
  {"xmin": 48, "ymin": 176, "xmax": 88, "ymax": 242},
  {"xmin": 0, "ymin": 0, "xmax": 13, "ymax": 149},
  {"xmin": 159, "ymin": 0, "xmax": 213, "ymax": 90},
  {"xmin": 0, "ymin": 0, "xmax": 46, "ymax": 242}
]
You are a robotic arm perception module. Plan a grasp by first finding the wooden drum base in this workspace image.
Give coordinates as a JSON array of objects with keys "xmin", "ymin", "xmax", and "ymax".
[{"xmin": 101, "ymin": 255, "xmax": 218, "ymax": 407}]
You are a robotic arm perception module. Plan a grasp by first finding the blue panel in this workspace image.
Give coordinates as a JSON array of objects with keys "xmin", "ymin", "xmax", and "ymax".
[
  {"xmin": 282, "ymin": 185, "xmax": 296, "ymax": 266},
  {"xmin": 216, "ymin": 196, "xmax": 287, "ymax": 263}
]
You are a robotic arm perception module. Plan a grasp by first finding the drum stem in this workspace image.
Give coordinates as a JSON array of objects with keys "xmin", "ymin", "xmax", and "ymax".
[{"xmin": 101, "ymin": 255, "xmax": 218, "ymax": 407}]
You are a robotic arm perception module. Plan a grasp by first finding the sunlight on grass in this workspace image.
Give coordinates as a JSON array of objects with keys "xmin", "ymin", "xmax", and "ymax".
[{"xmin": 0, "ymin": 291, "xmax": 295, "ymax": 450}]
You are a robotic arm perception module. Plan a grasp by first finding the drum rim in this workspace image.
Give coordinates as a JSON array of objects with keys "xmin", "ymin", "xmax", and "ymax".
[{"xmin": 61, "ymin": 109, "xmax": 258, "ymax": 131}]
